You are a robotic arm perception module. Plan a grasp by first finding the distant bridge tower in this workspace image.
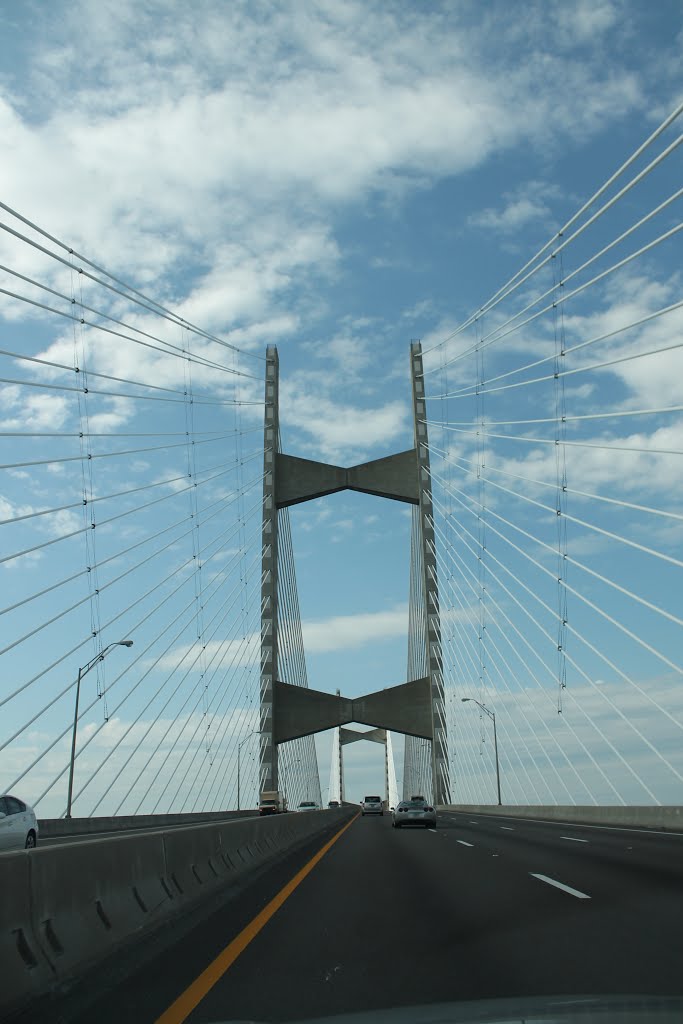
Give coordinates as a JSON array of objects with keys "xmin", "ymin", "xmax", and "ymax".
[
  {"xmin": 328, "ymin": 723, "xmax": 400, "ymax": 808},
  {"xmin": 259, "ymin": 343, "xmax": 450, "ymax": 805}
]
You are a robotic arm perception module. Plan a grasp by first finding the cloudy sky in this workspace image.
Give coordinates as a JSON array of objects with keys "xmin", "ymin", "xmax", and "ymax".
[{"xmin": 0, "ymin": 0, "xmax": 681, "ymax": 814}]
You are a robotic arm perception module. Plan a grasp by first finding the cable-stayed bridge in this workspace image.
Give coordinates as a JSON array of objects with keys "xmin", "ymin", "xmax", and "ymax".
[{"xmin": 0, "ymin": 101, "xmax": 682, "ymax": 1022}]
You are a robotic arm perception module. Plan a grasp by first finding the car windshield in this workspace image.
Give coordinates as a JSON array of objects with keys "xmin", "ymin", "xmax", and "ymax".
[{"xmin": 1, "ymin": 9, "xmax": 680, "ymax": 1024}]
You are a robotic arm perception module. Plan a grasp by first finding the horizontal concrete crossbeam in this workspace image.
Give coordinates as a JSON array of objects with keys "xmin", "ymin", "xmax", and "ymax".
[
  {"xmin": 442, "ymin": 804, "xmax": 683, "ymax": 832},
  {"xmin": 275, "ymin": 449, "xmax": 419, "ymax": 508},
  {"xmin": 273, "ymin": 676, "xmax": 433, "ymax": 744},
  {"xmin": 340, "ymin": 727, "xmax": 386, "ymax": 746}
]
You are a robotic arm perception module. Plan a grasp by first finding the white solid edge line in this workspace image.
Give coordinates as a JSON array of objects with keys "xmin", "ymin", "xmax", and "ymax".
[
  {"xmin": 457, "ymin": 840, "xmax": 474, "ymax": 847},
  {"xmin": 530, "ymin": 873, "xmax": 591, "ymax": 899},
  {"xmin": 560, "ymin": 836, "xmax": 589, "ymax": 843},
  {"xmin": 441, "ymin": 811, "xmax": 682, "ymax": 839}
]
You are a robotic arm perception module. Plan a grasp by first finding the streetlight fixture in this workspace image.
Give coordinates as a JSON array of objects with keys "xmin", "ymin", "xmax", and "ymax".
[
  {"xmin": 237, "ymin": 730, "xmax": 262, "ymax": 810},
  {"xmin": 65, "ymin": 640, "xmax": 134, "ymax": 819},
  {"xmin": 461, "ymin": 697, "xmax": 502, "ymax": 806}
]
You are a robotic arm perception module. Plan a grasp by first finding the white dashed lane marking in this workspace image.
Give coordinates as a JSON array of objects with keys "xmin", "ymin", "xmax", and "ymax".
[
  {"xmin": 530, "ymin": 873, "xmax": 591, "ymax": 899},
  {"xmin": 457, "ymin": 840, "xmax": 474, "ymax": 847},
  {"xmin": 560, "ymin": 836, "xmax": 588, "ymax": 843},
  {"xmin": 500, "ymin": 826, "xmax": 515, "ymax": 830}
]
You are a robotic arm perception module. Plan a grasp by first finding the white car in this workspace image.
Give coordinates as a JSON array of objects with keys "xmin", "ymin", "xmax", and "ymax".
[
  {"xmin": 0, "ymin": 794, "xmax": 39, "ymax": 851},
  {"xmin": 296, "ymin": 800, "xmax": 320, "ymax": 812},
  {"xmin": 361, "ymin": 795, "xmax": 383, "ymax": 815}
]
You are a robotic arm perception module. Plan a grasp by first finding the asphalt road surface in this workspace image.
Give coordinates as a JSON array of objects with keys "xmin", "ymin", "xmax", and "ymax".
[{"xmin": 24, "ymin": 810, "xmax": 683, "ymax": 1023}]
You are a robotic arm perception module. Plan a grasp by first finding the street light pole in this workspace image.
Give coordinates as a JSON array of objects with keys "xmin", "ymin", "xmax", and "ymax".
[
  {"xmin": 461, "ymin": 697, "xmax": 502, "ymax": 806},
  {"xmin": 65, "ymin": 640, "xmax": 134, "ymax": 819}
]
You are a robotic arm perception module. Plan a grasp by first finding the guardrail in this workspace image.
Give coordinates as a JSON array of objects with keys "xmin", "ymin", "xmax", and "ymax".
[
  {"xmin": 1, "ymin": 808, "xmax": 353, "ymax": 1020},
  {"xmin": 441, "ymin": 804, "xmax": 683, "ymax": 831}
]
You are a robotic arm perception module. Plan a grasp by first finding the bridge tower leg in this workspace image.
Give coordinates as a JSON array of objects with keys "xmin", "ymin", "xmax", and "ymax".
[
  {"xmin": 411, "ymin": 342, "xmax": 451, "ymax": 806},
  {"xmin": 336, "ymin": 689, "xmax": 344, "ymax": 803},
  {"xmin": 259, "ymin": 346, "xmax": 279, "ymax": 793}
]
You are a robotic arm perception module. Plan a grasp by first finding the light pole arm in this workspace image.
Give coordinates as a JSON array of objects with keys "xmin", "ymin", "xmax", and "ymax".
[
  {"xmin": 469, "ymin": 698, "xmax": 494, "ymax": 722},
  {"xmin": 461, "ymin": 697, "xmax": 501, "ymax": 806},
  {"xmin": 79, "ymin": 643, "xmax": 119, "ymax": 680}
]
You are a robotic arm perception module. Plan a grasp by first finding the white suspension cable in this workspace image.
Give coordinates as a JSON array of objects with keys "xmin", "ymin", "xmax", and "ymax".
[
  {"xmin": 429, "ymin": 478, "xmax": 683, "ymax": 791},
  {"xmin": 0, "ymin": 201, "xmax": 266, "ymax": 364},
  {"xmin": 421, "ymin": 101, "xmax": 683, "ymax": 364}
]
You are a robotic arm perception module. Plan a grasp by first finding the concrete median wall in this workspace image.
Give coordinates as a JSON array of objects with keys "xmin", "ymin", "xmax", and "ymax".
[
  {"xmin": 38, "ymin": 807, "xmax": 258, "ymax": 838},
  {"xmin": 441, "ymin": 804, "xmax": 683, "ymax": 831},
  {"xmin": 0, "ymin": 808, "xmax": 352, "ymax": 1019}
]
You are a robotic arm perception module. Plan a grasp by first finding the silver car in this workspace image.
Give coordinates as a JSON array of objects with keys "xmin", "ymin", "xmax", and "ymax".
[
  {"xmin": 0, "ymin": 794, "xmax": 39, "ymax": 851},
  {"xmin": 361, "ymin": 795, "xmax": 383, "ymax": 816},
  {"xmin": 392, "ymin": 799, "xmax": 436, "ymax": 829}
]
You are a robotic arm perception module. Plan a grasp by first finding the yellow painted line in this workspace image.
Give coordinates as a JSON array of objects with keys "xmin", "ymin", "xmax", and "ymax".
[{"xmin": 155, "ymin": 813, "xmax": 359, "ymax": 1024}]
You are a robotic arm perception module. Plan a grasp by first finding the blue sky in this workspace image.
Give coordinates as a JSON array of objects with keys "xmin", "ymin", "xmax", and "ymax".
[{"xmin": 0, "ymin": 0, "xmax": 682, "ymax": 813}]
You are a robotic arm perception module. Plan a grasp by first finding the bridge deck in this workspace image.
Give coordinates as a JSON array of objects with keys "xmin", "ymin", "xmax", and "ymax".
[{"xmin": 21, "ymin": 810, "xmax": 683, "ymax": 1023}]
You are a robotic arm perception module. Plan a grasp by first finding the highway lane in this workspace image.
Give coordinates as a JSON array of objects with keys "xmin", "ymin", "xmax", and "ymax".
[
  {"xmin": 439, "ymin": 811, "xmax": 683, "ymax": 891},
  {"xmin": 21, "ymin": 809, "xmax": 683, "ymax": 1023}
]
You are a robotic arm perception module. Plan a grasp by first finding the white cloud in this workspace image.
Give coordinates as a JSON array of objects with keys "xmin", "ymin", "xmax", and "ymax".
[
  {"xmin": 0, "ymin": 0, "xmax": 645, "ymax": 366},
  {"xmin": 282, "ymin": 372, "xmax": 409, "ymax": 462},
  {"xmin": 305, "ymin": 332, "xmax": 374, "ymax": 376},
  {"xmin": 555, "ymin": 0, "xmax": 620, "ymax": 43},
  {"xmin": 488, "ymin": 419, "xmax": 683, "ymax": 499},
  {"xmin": 469, "ymin": 196, "xmax": 552, "ymax": 234},
  {"xmin": 0, "ymin": 387, "xmax": 72, "ymax": 431},
  {"xmin": 302, "ymin": 604, "xmax": 409, "ymax": 653},
  {"xmin": 152, "ymin": 605, "xmax": 411, "ymax": 668}
]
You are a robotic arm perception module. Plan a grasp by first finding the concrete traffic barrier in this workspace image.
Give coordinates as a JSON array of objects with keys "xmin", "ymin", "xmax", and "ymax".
[
  {"xmin": 38, "ymin": 808, "xmax": 258, "ymax": 839},
  {"xmin": 26, "ymin": 831, "xmax": 170, "ymax": 983},
  {"xmin": 441, "ymin": 804, "xmax": 683, "ymax": 831},
  {"xmin": 162, "ymin": 818, "xmax": 235, "ymax": 902},
  {"xmin": 0, "ymin": 850, "xmax": 54, "ymax": 1012},
  {"xmin": 0, "ymin": 808, "xmax": 353, "ymax": 1020}
]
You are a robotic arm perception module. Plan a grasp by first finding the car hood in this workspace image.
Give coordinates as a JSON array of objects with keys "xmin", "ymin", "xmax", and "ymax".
[{"xmin": 212, "ymin": 994, "xmax": 683, "ymax": 1024}]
